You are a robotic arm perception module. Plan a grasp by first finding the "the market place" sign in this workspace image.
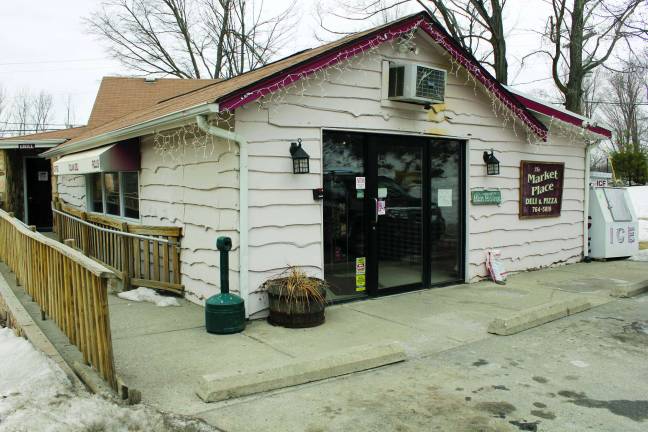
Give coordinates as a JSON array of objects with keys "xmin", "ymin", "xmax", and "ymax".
[{"xmin": 519, "ymin": 161, "xmax": 564, "ymax": 218}]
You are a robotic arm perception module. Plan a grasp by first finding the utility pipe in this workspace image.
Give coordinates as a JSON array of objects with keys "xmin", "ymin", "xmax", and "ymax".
[
  {"xmin": 582, "ymin": 139, "xmax": 600, "ymax": 260},
  {"xmin": 196, "ymin": 112, "xmax": 250, "ymax": 317}
]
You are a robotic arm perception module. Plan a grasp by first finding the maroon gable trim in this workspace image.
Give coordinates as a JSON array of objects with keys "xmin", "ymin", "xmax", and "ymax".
[
  {"xmin": 218, "ymin": 12, "xmax": 549, "ymax": 140},
  {"xmin": 513, "ymin": 93, "xmax": 612, "ymax": 138}
]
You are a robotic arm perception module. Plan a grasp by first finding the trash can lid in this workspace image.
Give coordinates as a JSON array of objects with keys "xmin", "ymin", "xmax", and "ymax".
[{"xmin": 205, "ymin": 293, "xmax": 244, "ymax": 308}]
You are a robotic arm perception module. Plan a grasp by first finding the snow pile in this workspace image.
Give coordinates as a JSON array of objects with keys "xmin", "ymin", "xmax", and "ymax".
[
  {"xmin": 627, "ymin": 186, "xmax": 648, "ymax": 242},
  {"xmin": 0, "ymin": 327, "xmax": 214, "ymax": 432},
  {"xmin": 117, "ymin": 287, "xmax": 180, "ymax": 307}
]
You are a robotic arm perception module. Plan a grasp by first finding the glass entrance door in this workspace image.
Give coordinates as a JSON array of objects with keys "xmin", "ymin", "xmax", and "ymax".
[
  {"xmin": 429, "ymin": 140, "xmax": 463, "ymax": 283},
  {"xmin": 371, "ymin": 137, "xmax": 424, "ymax": 291},
  {"xmin": 323, "ymin": 130, "xmax": 465, "ymax": 300},
  {"xmin": 323, "ymin": 131, "xmax": 369, "ymax": 301}
]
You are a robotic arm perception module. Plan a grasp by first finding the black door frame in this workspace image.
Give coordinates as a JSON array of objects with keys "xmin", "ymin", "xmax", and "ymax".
[
  {"xmin": 23, "ymin": 155, "xmax": 53, "ymax": 230},
  {"xmin": 323, "ymin": 129, "xmax": 467, "ymax": 298}
]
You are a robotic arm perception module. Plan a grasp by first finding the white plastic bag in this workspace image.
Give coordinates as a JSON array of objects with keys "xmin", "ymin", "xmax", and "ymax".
[{"xmin": 486, "ymin": 250, "xmax": 507, "ymax": 285}]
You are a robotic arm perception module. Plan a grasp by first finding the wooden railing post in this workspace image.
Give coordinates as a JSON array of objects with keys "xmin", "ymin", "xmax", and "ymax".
[
  {"xmin": 80, "ymin": 212, "xmax": 90, "ymax": 256},
  {"xmin": 55, "ymin": 206, "xmax": 184, "ymax": 296},
  {"xmin": 120, "ymin": 222, "xmax": 131, "ymax": 291},
  {"xmin": 54, "ymin": 200, "xmax": 63, "ymax": 241},
  {"xmin": 0, "ymin": 209, "xmax": 119, "ymax": 389}
]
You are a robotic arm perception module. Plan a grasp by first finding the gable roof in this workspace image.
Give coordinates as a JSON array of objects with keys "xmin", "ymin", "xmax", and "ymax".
[
  {"xmin": 0, "ymin": 126, "xmax": 87, "ymax": 143},
  {"xmin": 87, "ymin": 77, "xmax": 221, "ymax": 127},
  {"xmin": 45, "ymin": 11, "xmax": 611, "ymax": 157},
  {"xmin": 0, "ymin": 77, "xmax": 219, "ymax": 148}
]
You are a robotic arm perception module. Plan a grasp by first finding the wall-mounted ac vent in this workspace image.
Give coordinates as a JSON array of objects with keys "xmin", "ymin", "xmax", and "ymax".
[{"xmin": 388, "ymin": 63, "xmax": 446, "ymax": 105}]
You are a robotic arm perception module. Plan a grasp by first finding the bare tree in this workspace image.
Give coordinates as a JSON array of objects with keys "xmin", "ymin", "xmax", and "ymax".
[
  {"xmin": 87, "ymin": 0, "xmax": 297, "ymax": 79},
  {"xmin": 581, "ymin": 69, "xmax": 603, "ymax": 120},
  {"xmin": 2, "ymin": 89, "xmax": 57, "ymax": 136},
  {"xmin": 541, "ymin": 0, "xmax": 646, "ymax": 115},
  {"xmin": 0, "ymin": 86, "xmax": 6, "ymax": 136},
  {"xmin": 31, "ymin": 91, "xmax": 53, "ymax": 133},
  {"xmin": 604, "ymin": 59, "xmax": 647, "ymax": 153},
  {"xmin": 424, "ymin": 1, "xmax": 509, "ymax": 84},
  {"xmin": 63, "ymin": 94, "xmax": 76, "ymax": 128},
  {"xmin": 316, "ymin": 0, "xmax": 510, "ymax": 83},
  {"xmin": 11, "ymin": 89, "xmax": 32, "ymax": 136}
]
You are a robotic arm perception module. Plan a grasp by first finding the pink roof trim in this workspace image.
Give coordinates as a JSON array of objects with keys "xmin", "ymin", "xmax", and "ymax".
[
  {"xmin": 513, "ymin": 93, "xmax": 612, "ymax": 138},
  {"xmin": 219, "ymin": 16, "xmax": 423, "ymax": 112},
  {"xmin": 218, "ymin": 13, "xmax": 549, "ymax": 140}
]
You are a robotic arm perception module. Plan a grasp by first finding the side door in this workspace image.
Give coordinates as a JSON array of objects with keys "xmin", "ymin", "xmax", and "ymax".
[{"xmin": 25, "ymin": 157, "xmax": 53, "ymax": 229}]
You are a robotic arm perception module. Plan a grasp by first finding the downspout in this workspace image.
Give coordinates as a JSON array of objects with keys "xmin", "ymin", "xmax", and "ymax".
[
  {"xmin": 196, "ymin": 111, "xmax": 249, "ymax": 317},
  {"xmin": 583, "ymin": 139, "xmax": 600, "ymax": 261}
]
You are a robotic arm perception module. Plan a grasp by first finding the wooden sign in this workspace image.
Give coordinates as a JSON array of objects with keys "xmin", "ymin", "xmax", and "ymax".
[
  {"xmin": 519, "ymin": 161, "xmax": 564, "ymax": 218},
  {"xmin": 471, "ymin": 190, "xmax": 501, "ymax": 205}
]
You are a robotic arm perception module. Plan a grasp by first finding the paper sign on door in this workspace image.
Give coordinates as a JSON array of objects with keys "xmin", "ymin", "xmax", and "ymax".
[
  {"xmin": 438, "ymin": 189, "xmax": 453, "ymax": 207},
  {"xmin": 355, "ymin": 176, "xmax": 366, "ymax": 190},
  {"xmin": 377, "ymin": 199, "xmax": 386, "ymax": 215},
  {"xmin": 355, "ymin": 257, "xmax": 366, "ymax": 292}
]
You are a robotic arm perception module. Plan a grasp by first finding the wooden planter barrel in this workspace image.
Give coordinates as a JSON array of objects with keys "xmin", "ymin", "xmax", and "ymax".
[{"xmin": 265, "ymin": 278, "xmax": 327, "ymax": 328}]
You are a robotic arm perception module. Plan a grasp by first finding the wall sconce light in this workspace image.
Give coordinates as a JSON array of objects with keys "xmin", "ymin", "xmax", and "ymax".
[
  {"xmin": 483, "ymin": 149, "xmax": 500, "ymax": 175},
  {"xmin": 290, "ymin": 138, "xmax": 310, "ymax": 174}
]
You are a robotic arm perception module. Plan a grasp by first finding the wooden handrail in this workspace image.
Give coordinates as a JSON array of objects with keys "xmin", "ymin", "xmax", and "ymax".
[
  {"xmin": 52, "ymin": 206, "xmax": 172, "ymax": 243},
  {"xmin": 53, "ymin": 202, "xmax": 183, "ymax": 295},
  {"xmin": 0, "ymin": 208, "xmax": 117, "ymax": 389},
  {"xmin": 0, "ymin": 211, "xmax": 115, "ymax": 278}
]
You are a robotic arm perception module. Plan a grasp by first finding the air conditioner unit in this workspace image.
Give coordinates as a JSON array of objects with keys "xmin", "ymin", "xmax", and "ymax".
[{"xmin": 388, "ymin": 63, "xmax": 446, "ymax": 105}]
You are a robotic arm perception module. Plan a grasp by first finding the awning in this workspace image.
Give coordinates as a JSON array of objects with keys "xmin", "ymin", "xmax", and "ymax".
[{"xmin": 53, "ymin": 142, "xmax": 140, "ymax": 175}]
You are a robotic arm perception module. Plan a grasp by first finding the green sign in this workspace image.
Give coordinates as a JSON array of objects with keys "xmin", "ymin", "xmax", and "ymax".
[{"xmin": 471, "ymin": 190, "xmax": 501, "ymax": 205}]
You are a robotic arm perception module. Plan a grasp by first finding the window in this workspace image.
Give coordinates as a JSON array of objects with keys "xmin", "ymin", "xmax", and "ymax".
[
  {"xmin": 122, "ymin": 172, "xmax": 139, "ymax": 219},
  {"xmin": 104, "ymin": 172, "xmax": 120, "ymax": 216},
  {"xmin": 87, "ymin": 171, "xmax": 139, "ymax": 220},
  {"xmin": 90, "ymin": 173, "xmax": 103, "ymax": 213}
]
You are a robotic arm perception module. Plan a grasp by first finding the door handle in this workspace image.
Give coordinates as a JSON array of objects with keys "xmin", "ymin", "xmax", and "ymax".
[{"xmin": 373, "ymin": 198, "xmax": 378, "ymax": 224}]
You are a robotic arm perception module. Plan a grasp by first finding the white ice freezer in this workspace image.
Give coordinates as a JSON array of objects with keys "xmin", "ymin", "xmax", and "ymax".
[{"xmin": 588, "ymin": 187, "xmax": 639, "ymax": 259}]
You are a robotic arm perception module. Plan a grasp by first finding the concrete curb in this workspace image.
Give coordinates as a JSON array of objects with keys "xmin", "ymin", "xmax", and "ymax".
[
  {"xmin": 610, "ymin": 279, "xmax": 648, "ymax": 298},
  {"xmin": 487, "ymin": 298, "xmax": 592, "ymax": 336},
  {"xmin": 196, "ymin": 342, "xmax": 406, "ymax": 403},
  {"xmin": 0, "ymin": 270, "xmax": 84, "ymax": 390}
]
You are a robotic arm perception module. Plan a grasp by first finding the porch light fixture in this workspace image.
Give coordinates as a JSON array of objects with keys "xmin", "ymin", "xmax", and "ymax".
[
  {"xmin": 483, "ymin": 149, "xmax": 500, "ymax": 175},
  {"xmin": 290, "ymin": 138, "xmax": 310, "ymax": 174}
]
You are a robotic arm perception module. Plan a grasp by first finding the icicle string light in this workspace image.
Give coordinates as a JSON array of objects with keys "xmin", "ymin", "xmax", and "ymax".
[{"xmin": 154, "ymin": 16, "xmax": 599, "ymax": 160}]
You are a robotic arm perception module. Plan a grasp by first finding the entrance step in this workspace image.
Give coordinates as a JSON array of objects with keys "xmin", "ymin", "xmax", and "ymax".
[
  {"xmin": 487, "ymin": 298, "xmax": 592, "ymax": 336},
  {"xmin": 196, "ymin": 342, "xmax": 406, "ymax": 402}
]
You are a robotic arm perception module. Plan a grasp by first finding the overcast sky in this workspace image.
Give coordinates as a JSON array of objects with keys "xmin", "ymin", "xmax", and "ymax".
[{"xmin": 0, "ymin": 1, "xmax": 598, "ymax": 129}]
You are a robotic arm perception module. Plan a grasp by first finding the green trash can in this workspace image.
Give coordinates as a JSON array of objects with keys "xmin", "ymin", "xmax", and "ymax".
[{"xmin": 205, "ymin": 236, "xmax": 246, "ymax": 334}]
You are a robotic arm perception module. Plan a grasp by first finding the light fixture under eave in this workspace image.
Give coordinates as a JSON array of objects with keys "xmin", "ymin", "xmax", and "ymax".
[
  {"xmin": 483, "ymin": 149, "xmax": 500, "ymax": 175},
  {"xmin": 290, "ymin": 138, "xmax": 310, "ymax": 174}
]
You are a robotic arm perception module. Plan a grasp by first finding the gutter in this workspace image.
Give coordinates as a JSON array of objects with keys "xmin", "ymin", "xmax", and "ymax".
[
  {"xmin": 195, "ymin": 111, "xmax": 250, "ymax": 318},
  {"xmin": 0, "ymin": 138, "xmax": 65, "ymax": 149},
  {"xmin": 583, "ymin": 139, "xmax": 600, "ymax": 260},
  {"xmin": 41, "ymin": 103, "xmax": 221, "ymax": 158}
]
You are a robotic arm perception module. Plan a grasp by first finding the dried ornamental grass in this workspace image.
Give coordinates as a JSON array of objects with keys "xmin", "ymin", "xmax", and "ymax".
[{"xmin": 266, "ymin": 267, "xmax": 327, "ymax": 310}]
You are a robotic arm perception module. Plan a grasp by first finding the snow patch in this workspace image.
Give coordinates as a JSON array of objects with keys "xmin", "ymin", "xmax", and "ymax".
[
  {"xmin": 0, "ymin": 327, "xmax": 215, "ymax": 432},
  {"xmin": 569, "ymin": 360, "xmax": 589, "ymax": 368},
  {"xmin": 629, "ymin": 249, "xmax": 648, "ymax": 262},
  {"xmin": 627, "ymin": 186, "xmax": 648, "ymax": 242},
  {"xmin": 118, "ymin": 287, "xmax": 180, "ymax": 307}
]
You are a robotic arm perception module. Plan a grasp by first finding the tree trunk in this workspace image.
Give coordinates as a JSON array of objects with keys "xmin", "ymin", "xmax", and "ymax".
[
  {"xmin": 564, "ymin": 0, "xmax": 585, "ymax": 114},
  {"xmin": 489, "ymin": 0, "xmax": 507, "ymax": 84}
]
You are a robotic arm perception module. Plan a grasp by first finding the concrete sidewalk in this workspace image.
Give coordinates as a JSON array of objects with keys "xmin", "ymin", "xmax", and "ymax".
[{"xmin": 109, "ymin": 260, "xmax": 648, "ymax": 416}]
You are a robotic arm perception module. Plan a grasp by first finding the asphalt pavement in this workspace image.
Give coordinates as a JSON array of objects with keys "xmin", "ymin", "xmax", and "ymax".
[{"xmin": 195, "ymin": 294, "xmax": 648, "ymax": 432}]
